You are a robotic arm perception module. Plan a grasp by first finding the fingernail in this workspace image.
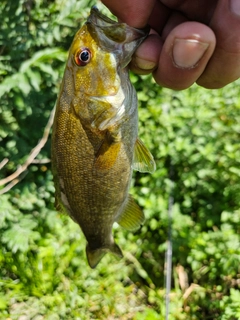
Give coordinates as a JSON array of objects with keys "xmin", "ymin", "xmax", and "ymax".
[
  {"xmin": 172, "ymin": 38, "xmax": 209, "ymax": 69},
  {"xmin": 230, "ymin": 0, "xmax": 240, "ymax": 16},
  {"xmin": 133, "ymin": 56, "xmax": 156, "ymax": 71}
]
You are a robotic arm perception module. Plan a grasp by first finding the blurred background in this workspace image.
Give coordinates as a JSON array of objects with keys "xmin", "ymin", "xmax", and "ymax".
[{"xmin": 0, "ymin": 0, "xmax": 239, "ymax": 319}]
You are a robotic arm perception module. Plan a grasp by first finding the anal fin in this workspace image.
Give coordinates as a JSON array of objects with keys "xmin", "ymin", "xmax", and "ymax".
[
  {"xmin": 133, "ymin": 138, "xmax": 156, "ymax": 173},
  {"xmin": 117, "ymin": 195, "xmax": 145, "ymax": 231}
]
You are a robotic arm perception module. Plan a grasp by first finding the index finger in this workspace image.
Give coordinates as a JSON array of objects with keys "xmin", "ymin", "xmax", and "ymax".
[{"xmin": 101, "ymin": 0, "xmax": 156, "ymax": 28}]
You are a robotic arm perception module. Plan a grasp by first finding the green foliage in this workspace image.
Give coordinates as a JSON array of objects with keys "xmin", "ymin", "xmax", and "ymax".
[{"xmin": 0, "ymin": 0, "xmax": 239, "ymax": 319}]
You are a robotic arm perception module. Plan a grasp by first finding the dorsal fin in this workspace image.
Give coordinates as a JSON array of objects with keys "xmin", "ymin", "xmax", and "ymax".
[
  {"xmin": 117, "ymin": 195, "xmax": 145, "ymax": 231},
  {"xmin": 133, "ymin": 138, "xmax": 156, "ymax": 173}
]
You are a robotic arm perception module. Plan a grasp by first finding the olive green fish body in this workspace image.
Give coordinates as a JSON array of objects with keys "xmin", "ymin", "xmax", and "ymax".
[
  {"xmin": 52, "ymin": 83, "xmax": 137, "ymax": 245},
  {"xmin": 52, "ymin": 7, "xmax": 155, "ymax": 268}
]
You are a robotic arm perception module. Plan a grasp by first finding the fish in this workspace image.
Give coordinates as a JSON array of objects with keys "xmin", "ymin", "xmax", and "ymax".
[{"xmin": 51, "ymin": 6, "xmax": 155, "ymax": 268}]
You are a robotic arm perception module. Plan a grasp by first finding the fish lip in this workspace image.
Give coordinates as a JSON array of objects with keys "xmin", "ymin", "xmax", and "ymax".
[
  {"xmin": 87, "ymin": 6, "xmax": 150, "ymax": 41},
  {"xmin": 89, "ymin": 6, "xmax": 119, "ymax": 27},
  {"xmin": 87, "ymin": 6, "xmax": 150, "ymax": 68},
  {"xmin": 88, "ymin": 6, "xmax": 150, "ymax": 36}
]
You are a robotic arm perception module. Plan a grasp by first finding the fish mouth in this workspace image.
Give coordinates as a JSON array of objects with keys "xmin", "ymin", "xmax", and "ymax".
[
  {"xmin": 88, "ymin": 6, "xmax": 149, "ymax": 42},
  {"xmin": 87, "ymin": 6, "xmax": 150, "ymax": 67}
]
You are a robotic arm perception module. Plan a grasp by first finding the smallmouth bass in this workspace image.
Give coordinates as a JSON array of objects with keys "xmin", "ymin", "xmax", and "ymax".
[{"xmin": 51, "ymin": 6, "xmax": 155, "ymax": 268}]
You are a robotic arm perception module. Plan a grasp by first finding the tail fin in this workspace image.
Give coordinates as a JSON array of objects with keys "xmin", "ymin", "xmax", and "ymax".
[{"xmin": 86, "ymin": 242, "xmax": 123, "ymax": 269}]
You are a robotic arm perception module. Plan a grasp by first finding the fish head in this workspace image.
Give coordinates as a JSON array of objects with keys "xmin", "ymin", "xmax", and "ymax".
[
  {"xmin": 87, "ymin": 6, "xmax": 150, "ymax": 68},
  {"xmin": 67, "ymin": 6, "xmax": 150, "ymax": 98},
  {"xmin": 68, "ymin": 23, "xmax": 119, "ymax": 98}
]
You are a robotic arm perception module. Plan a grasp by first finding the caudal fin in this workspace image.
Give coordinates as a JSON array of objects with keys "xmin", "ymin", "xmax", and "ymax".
[{"xmin": 86, "ymin": 242, "xmax": 123, "ymax": 269}]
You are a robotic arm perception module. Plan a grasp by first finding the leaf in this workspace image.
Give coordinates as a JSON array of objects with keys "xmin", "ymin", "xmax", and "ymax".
[
  {"xmin": 2, "ymin": 216, "xmax": 40, "ymax": 253},
  {"xmin": 19, "ymin": 48, "xmax": 67, "ymax": 73}
]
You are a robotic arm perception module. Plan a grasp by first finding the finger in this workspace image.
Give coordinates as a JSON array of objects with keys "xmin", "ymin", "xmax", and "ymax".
[
  {"xmin": 101, "ymin": 0, "xmax": 156, "ymax": 28},
  {"xmin": 153, "ymin": 22, "xmax": 216, "ymax": 90},
  {"xmin": 129, "ymin": 12, "xmax": 187, "ymax": 75},
  {"xmin": 197, "ymin": 0, "xmax": 240, "ymax": 88},
  {"xmin": 129, "ymin": 33, "xmax": 162, "ymax": 75},
  {"xmin": 159, "ymin": 0, "xmax": 217, "ymax": 24}
]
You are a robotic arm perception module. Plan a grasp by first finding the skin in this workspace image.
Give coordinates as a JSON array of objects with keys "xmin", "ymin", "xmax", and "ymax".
[{"xmin": 101, "ymin": 0, "xmax": 240, "ymax": 90}]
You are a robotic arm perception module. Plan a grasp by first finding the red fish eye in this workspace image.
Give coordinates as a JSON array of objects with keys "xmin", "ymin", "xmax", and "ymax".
[{"xmin": 74, "ymin": 48, "xmax": 91, "ymax": 66}]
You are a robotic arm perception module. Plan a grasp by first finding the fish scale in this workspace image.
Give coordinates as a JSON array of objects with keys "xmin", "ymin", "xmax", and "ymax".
[{"xmin": 51, "ymin": 6, "xmax": 155, "ymax": 268}]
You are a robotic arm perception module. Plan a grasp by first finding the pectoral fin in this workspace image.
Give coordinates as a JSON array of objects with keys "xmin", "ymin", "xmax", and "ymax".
[
  {"xmin": 117, "ymin": 195, "xmax": 145, "ymax": 231},
  {"xmin": 133, "ymin": 138, "xmax": 156, "ymax": 173},
  {"xmin": 95, "ymin": 138, "xmax": 121, "ymax": 170}
]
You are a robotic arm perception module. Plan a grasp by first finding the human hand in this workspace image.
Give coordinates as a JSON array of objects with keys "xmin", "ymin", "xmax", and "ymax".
[{"xmin": 101, "ymin": 0, "xmax": 240, "ymax": 89}]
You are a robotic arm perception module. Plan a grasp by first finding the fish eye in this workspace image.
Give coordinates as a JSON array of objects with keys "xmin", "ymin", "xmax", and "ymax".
[{"xmin": 74, "ymin": 48, "xmax": 91, "ymax": 66}]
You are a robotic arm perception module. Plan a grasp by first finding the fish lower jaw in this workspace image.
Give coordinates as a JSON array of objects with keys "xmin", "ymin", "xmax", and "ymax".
[
  {"xmin": 90, "ymin": 85, "xmax": 125, "ymax": 109},
  {"xmin": 90, "ymin": 87, "xmax": 126, "ymax": 131},
  {"xmin": 98, "ymin": 103, "xmax": 126, "ymax": 131}
]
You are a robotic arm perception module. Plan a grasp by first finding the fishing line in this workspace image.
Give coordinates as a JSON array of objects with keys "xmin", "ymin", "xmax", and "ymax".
[{"xmin": 164, "ymin": 162, "xmax": 174, "ymax": 320}]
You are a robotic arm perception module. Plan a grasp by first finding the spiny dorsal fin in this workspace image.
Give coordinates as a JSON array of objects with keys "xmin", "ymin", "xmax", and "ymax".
[
  {"xmin": 133, "ymin": 138, "xmax": 156, "ymax": 173},
  {"xmin": 117, "ymin": 195, "xmax": 145, "ymax": 231}
]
